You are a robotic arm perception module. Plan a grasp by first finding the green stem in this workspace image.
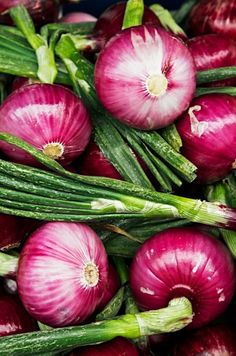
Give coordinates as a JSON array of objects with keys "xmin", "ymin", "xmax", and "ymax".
[
  {"xmin": 197, "ymin": 67, "xmax": 236, "ymax": 85},
  {"xmin": 0, "ymin": 252, "xmax": 18, "ymax": 278},
  {"xmin": 196, "ymin": 86, "xmax": 236, "ymax": 97},
  {"xmin": 122, "ymin": 0, "xmax": 144, "ymax": 29},
  {"xmin": 173, "ymin": 0, "xmax": 198, "ymax": 24},
  {"xmin": 159, "ymin": 124, "xmax": 182, "ymax": 152},
  {"xmin": 220, "ymin": 229, "xmax": 236, "ymax": 258},
  {"xmin": 9, "ymin": 5, "xmax": 57, "ymax": 83},
  {"xmin": 150, "ymin": 4, "xmax": 187, "ymax": 38},
  {"xmin": 95, "ymin": 286, "xmax": 125, "ymax": 321},
  {"xmin": 0, "ymin": 298, "xmax": 192, "ymax": 355}
]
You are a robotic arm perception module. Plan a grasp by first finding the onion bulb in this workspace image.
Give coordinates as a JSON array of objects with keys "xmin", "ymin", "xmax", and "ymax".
[
  {"xmin": 95, "ymin": 25, "xmax": 196, "ymax": 130},
  {"xmin": 17, "ymin": 222, "xmax": 108, "ymax": 327},
  {"xmin": 0, "ymin": 83, "xmax": 92, "ymax": 167}
]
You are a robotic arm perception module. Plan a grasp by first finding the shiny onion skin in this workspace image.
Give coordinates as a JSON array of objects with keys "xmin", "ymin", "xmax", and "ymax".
[
  {"xmin": 95, "ymin": 25, "xmax": 196, "ymax": 130},
  {"xmin": 60, "ymin": 12, "xmax": 97, "ymax": 23},
  {"xmin": 173, "ymin": 324, "xmax": 236, "ymax": 355},
  {"xmin": 188, "ymin": 0, "xmax": 236, "ymax": 38},
  {"xmin": 0, "ymin": 294, "xmax": 38, "ymax": 337},
  {"xmin": 17, "ymin": 222, "xmax": 108, "ymax": 327},
  {"xmin": 0, "ymin": 214, "xmax": 23, "ymax": 251},
  {"xmin": 0, "ymin": 0, "xmax": 60, "ymax": 26},
  {"xmin": 0, "ymin": 84, "xmax": 92, "ymax": 167},
  {"xmin": 130, "ymin": 227, "xmax": 235, "ymax": 329},
  {"xmin": 93, "ymin": 1, "xmax": 161, "ymax": 51},
  {"xmin": 70, "ymin": 337, "xmax": 139, "ymax": 356},
  {"xmin": 187, "ymin": 34, "xmax": 236, "ymax": 87},
  {"xmin": 176, "ymin": 94, "xmax": 236, "ymax": 184},
  {"xmin": 96, "ymin": 263, "xmax": 120, "ymax": 312}
]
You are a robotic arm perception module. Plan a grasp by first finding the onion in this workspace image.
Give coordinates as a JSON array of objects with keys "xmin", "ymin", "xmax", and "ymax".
[
  {"xmin": 173, "ymin": 324, "xmax": 236, "ymax": 355},
  {"xmin": 96, "ymin": 263, "xmax": 120, "ymax": 312},
  {"xmin": 17, "ymin": 222, "xmax": 108, "ymax": 327},
  {"xmin": 130, "ymin": 227, "xmax": 235, "ymax": 329},
  {"xmin": 70, "ymin": 337, "xmax": 139, "ymax": 356},
  {"xmin": 0, "ymin": 83, "xmax": 92, "ymax": 167},
  {"xmin": 60, "ymin": 12, "xmax": 97, "ymax": 23},
  {"xmin": 0, "ymin": 0, "xmax": 61, "ymax": 26},
  {"xmin": 0, "ymin": 214, "xmax": 23, "ymax": 251},
  {"xmin": 95, "ymin": 25, "xmax": 196, "ymax": 130},
  {"xmin": 188, "ymin": 0, "xmax": 236, "ymax": 38},
  {"xmin": 0, "ymin": 294, "xmax": 38, "ymax": 336},
  {"xmin": 11, "ymin": 77, "xmax": 41, "ymax": 92},
  {"xmin": 175, "ymin": 94, "xmax": 236, "ymax": 183},
  {"xmin": 79, "ymin": 140, "xmax": 152, "ymax": 180},
  {"xmin": 93, "ymin": 1, "xmax": 161, "ymax": 51},
  {"xmin": 187, "ymin": 34, "xmax": 236, "ymax": 87}
]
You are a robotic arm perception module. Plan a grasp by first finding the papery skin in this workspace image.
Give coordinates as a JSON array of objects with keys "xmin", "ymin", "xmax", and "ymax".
[{"xmin": 176, "ymin": 94, "xmax": 236, "ymax": 183}]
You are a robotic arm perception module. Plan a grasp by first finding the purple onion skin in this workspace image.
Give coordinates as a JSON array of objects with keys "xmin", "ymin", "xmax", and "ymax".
[
  {"xmin": 93, "ymin": 1, "xmax": 161, "ymax": 51},
  {"xmin": 0, "ymin": 294, "xmax": 38, "ymax": 337},
  {"xmin": 0, "ymin": 0, "xmax": 60, "ymax": 27},
  {"xmin": 0, "ymin": 83, "xmax": 92, "ymax": 167},
  {"xmin": 176, "ymin": 94, "xmax": 236, "ymax": 184},
  {"xmin": 70, "ymin": 337, "xmax": 139, "ymax": 356},
  {"xmin": 0, "ymin": 214, "xmax": 23, "ymax": 251},
  {"xmin": 187, "ymin": 34, "xmax": 236, "ymax": 87},
  {"xmin": 173, "ymin": 324, "xmax": 236, "ymax": 355},
  {"xmin": 17, "ymin": 222, "xmax": 109, "ymax": 327},
  {"xmin": 188, "ymin": 0, "xmax": 236, "ymax": 38},
  {"xmin": 60, "ymin": 12, "xmax": 97, "ymax": 23},
  {"xmin": 96, "ymin": 263, "xmax": 120, "ymax": 312},
  {"xmin": 130, "ymin": 227, "xmax": 235, "ymax": 329},
  {"xmin": 95, "ymin": 25, "xmax": 196, "ymax": 130}
]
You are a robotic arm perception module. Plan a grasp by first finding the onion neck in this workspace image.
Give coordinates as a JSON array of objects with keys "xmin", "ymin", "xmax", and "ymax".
[
  {"xmin": 146, "ymin": 73, "xmax": 168, "ymax": 97},
  {"xmin": 42, "ymin": 142, "xmax": 64, "ymax": 160}
]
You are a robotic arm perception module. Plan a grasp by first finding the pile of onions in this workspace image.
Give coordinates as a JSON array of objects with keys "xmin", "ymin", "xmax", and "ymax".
[
  {"xmin": 188, "ymin": 0, "xmax": 236, "ymax": 38},
  {"xmin": 70, "ymin": 337, "xmax": 139, "ymax": 356},
  {"xmin": 93, "ymin": 1, "xmax": 161, "ymax": 51},
  {"xmin": 0, "ymin": 83, "xmax": 92, "ymax": 167},
  {"xmin": 173, "ymin": 324, "xmax": 236, "ymax": 355},
  {"xmin": 0, "ymin": 294, "xmax": 38, "ymax": 336},
  {"xmin": 187, "ymin": 34, "xmax": 236, "ymax": 87},
  {"xmin": 0, "ymin": 214, "xmax": 23, "ymax": 250},
  {"xmin": 17, "ymin": 222, "xmax": 109, "ymax": 327},
  {"xmin": 0, "ymin": 0, "xmax": 61, "ymax": 26},
  {"xmin": 130, "ymin": 227, "xmax": 235, "ymax": 329},
  {"xmin": 95, "ymin": 25, "xmax": 196, "ymax": 130},
  {"xmin": 176, "ymin": 94, "xmax": 236, "ymax": 183}
]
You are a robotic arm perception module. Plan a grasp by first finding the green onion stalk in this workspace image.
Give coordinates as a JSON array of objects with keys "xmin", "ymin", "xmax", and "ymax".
[
  {"xmin": 0, "ymin": 297, "xmax": 192, "ymax": 355},
  {"xmin": 204, "ymin": 173, "xmax": 236, "ymax": 258},
  {"xmin": 0, "ymin": 133, "xmax": 235, "ymax": 231}
]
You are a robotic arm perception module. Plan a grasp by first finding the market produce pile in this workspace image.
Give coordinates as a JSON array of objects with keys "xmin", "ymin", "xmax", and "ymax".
[{"xmin": 0, "ymin": 0, "xmax": 235, "ymax": 354}]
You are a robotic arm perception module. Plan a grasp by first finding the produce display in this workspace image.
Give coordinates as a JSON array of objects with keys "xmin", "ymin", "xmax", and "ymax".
[{"xmin": 0, "ymin": 0, "xmax": 235, "ymax": 354}]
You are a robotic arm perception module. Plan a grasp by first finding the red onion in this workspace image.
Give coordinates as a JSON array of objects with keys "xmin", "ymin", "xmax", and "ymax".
[
  {"xmin": 17, "ymin": 222, "xmax": 108, "ymax": 327},
  {"xmin": 0, "ymin": 83, "xmax": 92, "ymax": 167},
  {"xmin": 95, "ymin": 25, "xmax": 196, "ymax": 130},
  {"xmin": 0, "ymin": 294, "xmax": 38, "ymax": 336},
  {"xmin": 11, "ymin": 77, "xmax": 41, "ymax": 92},
  {"xmin": 0, "ymin": 214, "xmax": 23, "ymax": 251},
  {"xmin": 93, "ymin": 1, "xmax": 161, "ymax": 51},
  {"xmin": 130, "ymin": 227, "xmax": 235, "ymax": 329},
  {"xmin": 187, "ymin": 34, "xmax": 236, "ymax": 87},
  {"xmin": 175, "ymin": 94, "xmax": 236, "ymax": 183},
  {"xmin": 0, "ymin": 0, "xmax": 61, "ymax": 26},
  {"xmin": 173, "ymin": 324, "xmax": 236, "ymax": 355},
  {"xmin": 96, "ymin": 263, "xmax": 120, "ymax": 312},
  {"xmin": 60, "ymin": 12, "xmax": 97, "ymax": 23},
  {"xmin": 70, "ymin": 337, "xmax": 139, "ymax": 356},
  {"xmin": 188, "ymin": 0, "xmax": 236, "ymax": 38}
]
